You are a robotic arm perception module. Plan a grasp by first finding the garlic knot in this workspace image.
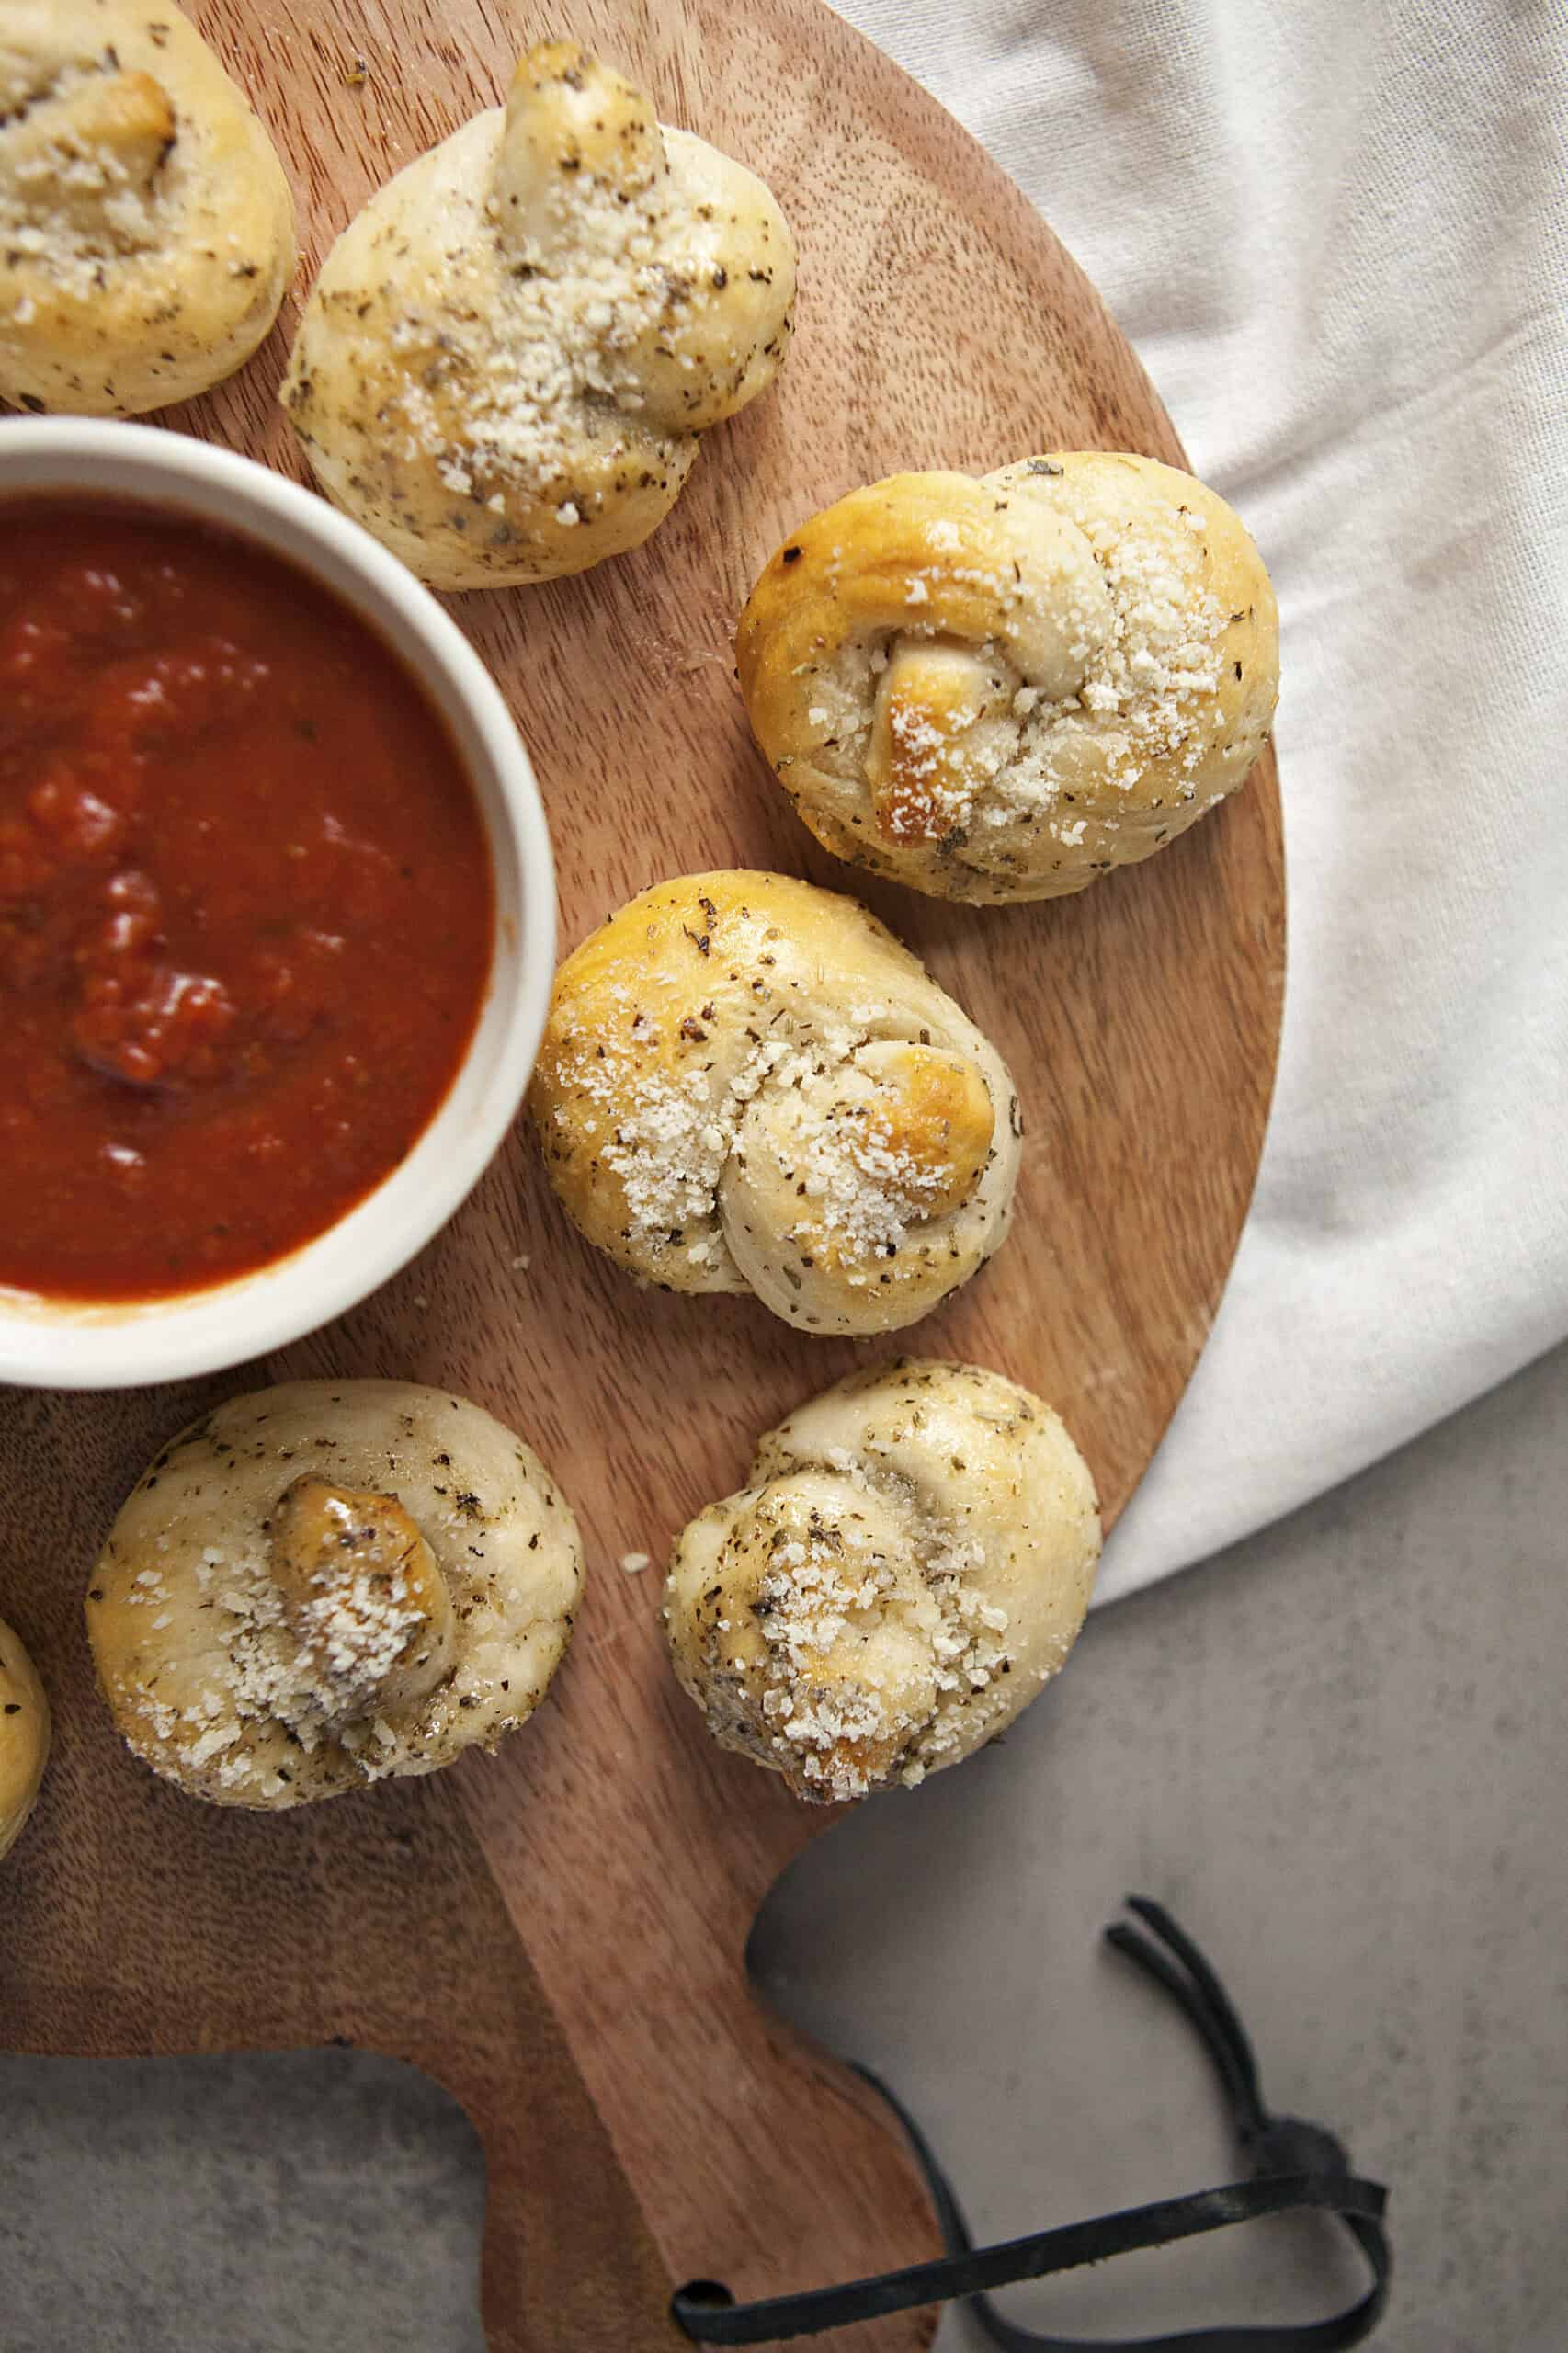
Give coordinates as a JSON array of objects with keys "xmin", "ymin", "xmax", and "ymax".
[
  {"xmin": 664, "ymin": 1360, "xmax": 1103, "ymax": 1802},
  {"xmin": 737, "ymin": 454, "xmax": 1280, "ymax": 904}
]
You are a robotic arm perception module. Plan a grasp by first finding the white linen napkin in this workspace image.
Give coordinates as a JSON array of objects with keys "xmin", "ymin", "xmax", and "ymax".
[{"xmin": 839, "ymin": 0, "xmax": 1568, "ymax": 1600}]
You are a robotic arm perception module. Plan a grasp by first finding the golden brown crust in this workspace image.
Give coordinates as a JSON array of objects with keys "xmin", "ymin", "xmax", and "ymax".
[
  {"xmin": 736, "ymin": 452, "xmax": 1279, "ymax": 904},
  {"xmin": 663, "ymin": 1359, "xmax": 1101, "ymax": 1802},
  {"xmin": 528, "ymin": 870, "xmax": 1021, "ymax": 1336},
  {"xmin": 280, "ymin": 39, "xmax": 795, "ymax": 589},
  {"xmin": 0, "ymin": 1, "xmax": 295, "ymax": 417},
  {"xmin": 0, "ymin": 1614, "xmax": 51, "ymax": 1861}
]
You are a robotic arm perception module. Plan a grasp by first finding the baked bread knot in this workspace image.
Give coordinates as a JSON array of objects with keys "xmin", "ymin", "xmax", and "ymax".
[
  {"xmin": 736, "ymin": 453, "xmax": 1278, "ymax": 903},
  {"xmin": 0, "ymin": 1, "xmax": 294, "ymax": 416},
  {"xmin": 86, "ymin": 1381, "xmax": 582, "ymax": 1810},
  {"xmin": 528, "ymin": 870, "xmax": 1020, "ymax": 1336},
  {"xmin": 281, "ymin": 39, "xmax": 795, "ymax": 589},
  {"xmin": 663, "ymin": 1359, "xmax": 1100, "ymax": 1802},
  {"xmin": 0, "ymin": 1615, "xmax": 51, "ymax": 1860}
]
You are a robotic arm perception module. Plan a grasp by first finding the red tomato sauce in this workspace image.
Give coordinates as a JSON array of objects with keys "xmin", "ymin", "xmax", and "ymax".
[{"xmin": 0, "ymin": 499, "xmax": 494, "ymax": 1301}]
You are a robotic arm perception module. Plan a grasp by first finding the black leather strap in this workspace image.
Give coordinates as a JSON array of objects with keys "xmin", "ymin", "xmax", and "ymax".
[{"xmin": 672, "ymin": 1897, "xmax": 1392, "ymax": 2347}]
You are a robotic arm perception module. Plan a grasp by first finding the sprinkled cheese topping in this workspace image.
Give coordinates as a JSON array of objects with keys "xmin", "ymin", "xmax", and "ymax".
[
  {"xmin": 862, "ymin": 495, "xmax": 1223, "ymax": 844},
  {"xmin": 783, "ymin": 1086, "xmax": 955, "ymax": 1257},
  {"xmin": 293, "ymin": 1565, "xmax": 426, "ymax": 1717},
  {"xmin": 547, "ymin": 1001, "xmax": 990, "ymax": 1279},
  {"xmin": 547, "ymin": 1002, "xmax": 790, "ymax": 1263},
  {"xmin": 688, "ymin": 1453, "xmax": 1013, "ymax": 1803},
  {"xmin": 119, "ymin": 1524, "xmax": 434, "ymax": 1801},
  {"xmin": 398, "ymin": 158, "xmax": 681, "ymax": 491},
  {"xmin": 0, "ymin": 62, "xmax": 173, "ymax": 297},
  {"xmin": 116, "ymin": 1472, "xmax": 497, "ymax": 1799}
]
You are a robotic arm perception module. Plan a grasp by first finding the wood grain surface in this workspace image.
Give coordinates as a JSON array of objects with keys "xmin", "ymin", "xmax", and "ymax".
[{"xmin": 0, "ymin": 3, "xmax": 1285, "ymax": 2348}]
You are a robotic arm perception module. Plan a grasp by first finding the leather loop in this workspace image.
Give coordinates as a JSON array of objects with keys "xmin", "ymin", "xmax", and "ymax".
[{"xmin": 672, "ymin": 1897, "xmax": 1392, "ymax": 2347}]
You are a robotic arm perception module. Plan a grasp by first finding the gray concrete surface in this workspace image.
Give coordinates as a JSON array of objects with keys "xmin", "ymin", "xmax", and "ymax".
[{"xmin": 4, "ymin": 1342, "xmax": 1565, "ymax": 2353}]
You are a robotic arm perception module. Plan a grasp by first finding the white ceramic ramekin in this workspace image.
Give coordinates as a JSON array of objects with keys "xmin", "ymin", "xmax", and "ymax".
[{"xmin": 0, "ymin": 419, "xmax": 554, "ymax": 1390}]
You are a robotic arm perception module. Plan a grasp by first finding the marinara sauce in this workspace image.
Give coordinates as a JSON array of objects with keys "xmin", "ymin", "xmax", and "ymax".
[{"xmin": 0, "ymin": 499, "xmax": 494, "ymax": 1301}]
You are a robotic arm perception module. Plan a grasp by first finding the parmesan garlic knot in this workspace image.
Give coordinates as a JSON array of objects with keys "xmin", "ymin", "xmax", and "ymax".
[
  {"xmin": 0, "ymin": 1, "xmax": 295, "ymax": 417},
  {"xmin": 281, "ymin": 40, "xmax": 796, "ymax": 588},
  {"xmin": 664, "ymin": 1360, "xmax": 1101, "ymax": 1801},
  {"xmin": 528, "ymin": 870, "xmax": 1021, "ymax": 1337},
  {"xmin": 86, "ymin": 1381, "xmax": 582, "ymax": 1811},
  {"xmin": 736, "ymin": 453, "xmax": 1278, "ymax": 904}
]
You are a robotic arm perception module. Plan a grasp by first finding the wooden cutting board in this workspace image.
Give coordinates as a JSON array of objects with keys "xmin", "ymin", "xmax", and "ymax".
[{"xmin": 0, "ymin": 3, "xmax": 1285, "ymax": 2347}]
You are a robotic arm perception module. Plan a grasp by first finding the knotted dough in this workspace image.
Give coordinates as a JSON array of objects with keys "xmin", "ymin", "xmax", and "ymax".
[
  {"xmin": 736, "ymin": 453, "xmax": 1278, "ymax": 903},
  {"xmin": 0, "ymin": 1, "xmax": 294, "ymax": 416},
  {"xmin": 664, "ymin": 1359, "xmax": 1101, "ymax": 1802},
  {"xmin": 0, "ymin": 1615, "xmax": 51, "ymax": 1860},
  {"xmin": 86, "ymin": 1381, "xmax": 581, "ymax": 1810},
  {"xmin": 281, "ymin": 40, "xmax": 795, "ymax": 588},
  {"xmin": 528, "ymin": 870, "xmax": 1020, "ymax": 1336}
]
